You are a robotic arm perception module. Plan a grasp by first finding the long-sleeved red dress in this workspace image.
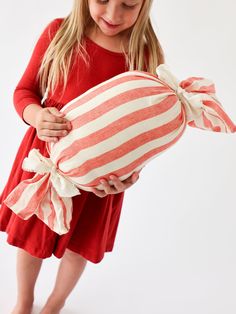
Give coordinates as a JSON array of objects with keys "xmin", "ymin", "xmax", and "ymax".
[{"xmin": 0, "ymin": 18, "xmax": 128, "ymax": 263}]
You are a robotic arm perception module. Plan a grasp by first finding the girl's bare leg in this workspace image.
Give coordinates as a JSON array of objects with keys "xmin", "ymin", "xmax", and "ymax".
[
  {"xmin": 40, "ymin": 248, "xmax": 87, "ymax": 314},
  {"xmin": 12, "ymin": 248, "xmax": 43, "ymax": 314}
]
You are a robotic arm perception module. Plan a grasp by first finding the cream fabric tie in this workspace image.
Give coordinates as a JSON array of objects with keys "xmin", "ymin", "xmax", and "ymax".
[
  {"xmin": 156, "ymin": 64, "xmax": 216, "ymax": 123},
  {"xmin": 22, "ymin": 148, "xmax": 80, "ymax": 197}
]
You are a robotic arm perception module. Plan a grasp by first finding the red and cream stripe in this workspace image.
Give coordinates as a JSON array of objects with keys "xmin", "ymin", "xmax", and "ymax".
[{"xmin": 4, "ymin": 64, "xmax": 236, "ymax": 234}]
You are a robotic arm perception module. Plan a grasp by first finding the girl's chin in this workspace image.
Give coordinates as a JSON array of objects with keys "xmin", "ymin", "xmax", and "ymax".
[
  {"xmin": 98, "ymin": 28, "xmax": 121, "ymax": 37},
  {"xmin": 99, "ymin": 19, "xmax": 122, "ymax": 33}
]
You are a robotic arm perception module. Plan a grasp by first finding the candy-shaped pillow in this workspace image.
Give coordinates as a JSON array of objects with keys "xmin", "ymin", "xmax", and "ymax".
[{"xmin": 4, "ymin": 64, "xmax": 235, "ymax": 235}]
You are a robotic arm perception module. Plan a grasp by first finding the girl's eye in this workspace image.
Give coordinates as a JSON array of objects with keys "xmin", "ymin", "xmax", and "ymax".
[
  {"xmin": 123, "ymin": 3, "xmax": 136, "ymax": 9},
  {"xmin": 97, "ymin": 1, "xmax": 137, "ymax": 9},
  {"xmin": 97, "ymin": 0, "xmax": 108, "ymax": 3}
]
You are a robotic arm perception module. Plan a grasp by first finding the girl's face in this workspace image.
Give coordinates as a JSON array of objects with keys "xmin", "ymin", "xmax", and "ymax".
[{"xmin": 88, "ymin": 0, "xmax": 143, "ymax": 37}]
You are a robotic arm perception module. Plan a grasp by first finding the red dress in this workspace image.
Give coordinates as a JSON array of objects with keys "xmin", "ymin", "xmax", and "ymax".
[{"xmin": 0, "ymin": 18, "xmax": 128, "ymax": 263}]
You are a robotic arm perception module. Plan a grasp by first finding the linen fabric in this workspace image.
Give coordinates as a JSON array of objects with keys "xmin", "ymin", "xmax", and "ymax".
[{"xmin": 4, "ymin": 63, "xmax": 236, "ymax": 235}]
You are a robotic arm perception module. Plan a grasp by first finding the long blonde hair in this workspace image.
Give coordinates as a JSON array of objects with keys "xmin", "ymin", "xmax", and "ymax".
[{"xmin": 38, "ymin": 0, "xmax": 165, "ymax": 96}]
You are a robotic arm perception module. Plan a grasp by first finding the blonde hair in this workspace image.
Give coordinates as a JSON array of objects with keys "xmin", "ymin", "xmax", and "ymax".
[{"xmin": 38, "ymin": 0, "xmax": 165, "ymax": 96}]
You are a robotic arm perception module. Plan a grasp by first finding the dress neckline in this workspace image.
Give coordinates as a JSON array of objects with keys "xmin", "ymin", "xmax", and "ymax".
[{"xmin": 84, "ymin": 35, "xmax": 127, "ymax": 57}]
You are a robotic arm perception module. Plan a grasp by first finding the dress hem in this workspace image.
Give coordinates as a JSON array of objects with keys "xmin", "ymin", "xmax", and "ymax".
[{"xmin": 0, "ymin": 228, "xmax": 113, "ymax": 264}]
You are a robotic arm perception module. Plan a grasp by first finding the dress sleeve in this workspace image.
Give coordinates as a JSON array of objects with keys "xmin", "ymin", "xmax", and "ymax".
[{"xmin": 13, "ymin": 18, "xmax": 63, "ymax": 123}]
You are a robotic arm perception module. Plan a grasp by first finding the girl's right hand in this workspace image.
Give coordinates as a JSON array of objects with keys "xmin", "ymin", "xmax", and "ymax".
[{"xmin": 35, "ymin": 107, "xmax": 72, "ymax": 143}]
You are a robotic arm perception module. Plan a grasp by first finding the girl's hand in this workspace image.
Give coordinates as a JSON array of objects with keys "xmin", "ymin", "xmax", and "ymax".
[
  {"xmin": 35, "ymin": 107, "xmax": 72, "ymax": 143},
  {"xmin": 90, "ymin": 170, "xmax": 141, "ymax": 198}
]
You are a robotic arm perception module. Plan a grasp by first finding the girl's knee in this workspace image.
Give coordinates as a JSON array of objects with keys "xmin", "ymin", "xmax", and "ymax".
[{"xmin": 64, "ymin": 248, "xmax": 87, "ymax": 262}]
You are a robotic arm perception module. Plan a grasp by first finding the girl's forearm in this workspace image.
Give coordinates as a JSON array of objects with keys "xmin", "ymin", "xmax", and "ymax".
[{"xmin": 22, "ymin": 104, "xmax": 43, "ymax": 127}]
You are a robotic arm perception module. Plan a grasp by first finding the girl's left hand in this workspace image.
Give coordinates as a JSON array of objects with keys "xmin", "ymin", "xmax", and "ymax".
[{"xmin": 90, "ymin": 170, "xmax": 141, "ymax": 198}]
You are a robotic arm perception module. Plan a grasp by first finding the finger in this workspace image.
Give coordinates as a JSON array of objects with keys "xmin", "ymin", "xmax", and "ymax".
[
  {"xmin": 90, "ymin": 188, "xmax": 106, "ymax": 198},
  {"xmin": 121, "ymin": 173, "xmax": 139, "ymax": 188},
  {"xmin": 100, "ymin": 179, "xmax": 113, "ymax": 194},
  {"xmin": 38, "ymin": 107, "xmax": 68, "ymax": 123},
  {"xmin": 42, "ymin": 113, "xmax": 69, "ymax": 124},
  {"xmin": 38, "ymin": 128, "xmax": 69, "ymax": 138},
  {"xmin": 41, "ymin": 121, "xmax": 71, "ymax": 131},
  {"xmin": 48, "ymin": 107, "xmax": 65, "ymax": 117},
  {"xmin": 109, "ymin": 175, "xmax": 124, "ymax": 191},
  {"xmin": 38, "ymin": 135, "xmax": 59, "ymax": 143},
  {"xmin": 131, "ymin": 171, "xmax": 140, "ymax": 183}
]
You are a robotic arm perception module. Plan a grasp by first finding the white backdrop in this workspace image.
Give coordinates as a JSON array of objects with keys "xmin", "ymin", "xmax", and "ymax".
[{"xmin": 0, "ymin": 1, "xmax": 236, "ymax": 314}]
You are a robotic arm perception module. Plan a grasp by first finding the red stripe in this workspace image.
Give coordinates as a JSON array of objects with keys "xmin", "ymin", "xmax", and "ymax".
[
  {"xmin": 66, "ymin": 112, "xmax": 183, "ymax": 177},
  {"xmin": 188, "ymin": 120, "xmax": 197, "ymax": 128},
  {"xmin": 55, "ymin": 192, "xmax": 70, "ymax": 231},
  {"xmin": 202, "ymin": 112, "xmax": 222, "ymax": 132},
  {"xmin": 37, "ymin": 188, "xmax": 51, "ymax": 222},
  {"xmin": 203, "ymin": 100, "xmax": 236, "ymax": 132},
  {"xmin": 37, "ymin": 203, "xmax": 45, "ymax": 221},
  {"xmin": 180, "ymin": 78, "xmax": 215, "ymax": 94},
  {"xmin": 10, "ymin": 174, "xmax": 50, "ymax": 219},
  {"xmin": 57, "ymin": 95, "xmax": 179, "ymax": 165},
  {"xmin": 198, "ymin": 84, "xmax": 215, "ymax": 93},
  {"xmin": 81, "ymin": 121, "xmax": 187, "ymax": 187},
  {"xmin": 70, "ymin": 86, "xmax": 170, "ymax": 129},
  {"xmin": 180, "ymin": 77, "xmax": 203, "ymax": 89},
  {"xmin": 189, "ymin": 84, "xmax": 215, "ymax": 94},
  {"xmin": 63, "ymin": 75, "xmax": 161, "ymax": 114},
  {"xmin": 48, "ymin": 185, "xmax": 56, "ymax": 231},
  {"xmin": 4, "ymin": 173, "xmax": 47, "ymax": 207}
]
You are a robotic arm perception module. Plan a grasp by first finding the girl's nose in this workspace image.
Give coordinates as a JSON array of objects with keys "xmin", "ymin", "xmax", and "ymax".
[{"xmin": 105, "ymin": 4, "xmax": 122, "ymax": 24}]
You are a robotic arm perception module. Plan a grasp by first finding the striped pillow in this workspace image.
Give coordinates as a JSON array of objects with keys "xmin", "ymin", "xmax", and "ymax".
[{"xmin": 4, "ymin": 64, "xmax": 235, "ymax": 234}]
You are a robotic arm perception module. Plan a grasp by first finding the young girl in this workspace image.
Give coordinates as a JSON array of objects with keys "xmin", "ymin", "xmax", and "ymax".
[{"xmin": 0, "ymin": 0, "xmax": 165, "ymax": 313}]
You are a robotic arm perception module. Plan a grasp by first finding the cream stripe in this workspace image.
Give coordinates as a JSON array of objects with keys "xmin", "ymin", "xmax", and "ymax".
[
  {"xmin": 205, "ymin": 113, "xmax": 226, "ymax": 131},
  {"xmin": 64, "ymin": 197, "xmax": 73, "ymax": 228},
  {"xmin": 51, "ymin": 92, "xmax": 171, "ymax": 162},
  {"xmin": 39, "ymin": 191, "xmax": 51, "ymax": 227},
  {"xmin": 61, "ymin": 72, "xmax": 161, "ymax": 112},
  {"xmin": 60, "ymin": 101, "xmax": 181, "ymax": 172},
  {"xmin": 10, "ymin": 175, "xmax": 48, "ymax": 213},
  {"xmin": 189, "ymin": 78, "xmax": 213, "ymax": 88},
  {"xmin": 70, "ymin": 121, "xmax": 186, "ymax": 186},
  {"xmin": 65, "ymin": 79, "xmax": 163, "ymax": 120},
  {"xmin": 50, "ymin": 188, "xmax": 67, "ymax": 234}
]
